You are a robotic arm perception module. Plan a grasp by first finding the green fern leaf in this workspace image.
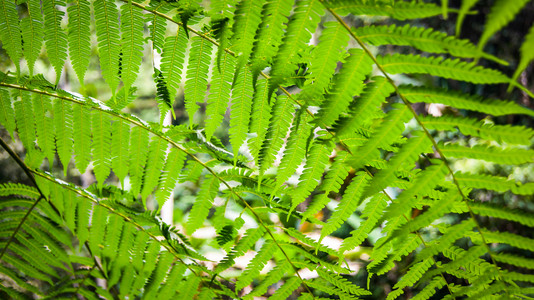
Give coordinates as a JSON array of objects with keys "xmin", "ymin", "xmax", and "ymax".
[
  {"xmin": 388, "ymin": 258, "xmax": 433, "ymax": 300},
  {"xmin": 0, "ymin": 0, "xmax": 22, "ymax": 74},
  {"xmin": 316, "ymin": 267, "xmax": 371, "ymax": 296},
  {"xmin": 321, "ymin": 172, "xmax": 371, "ymax": 241},
  {"xmin": 248, "ymin": 79, "xmax": 273, "ymax": 165},
  {"xmin": 469, "ymin": 202, "xmax": 534, "ymax": 227},
  {"xmin": 21, "ymin": 0, "xmax": 44, "ymax": 76},
  {"xmin": 88, "ymin": 204, "xmax": 106, "ymax": 256},
  {"xmin": 161, "ymin": 28, "xmax": 188, "ymax": 99},
  {"xmin": 154, "ymin": 263, "xmax": 187, "ymax": 299},
  {"xmin": 482, "ymin": 230, "xmax": 534, "ymax": 251},
  {"xmin": 129, "ymin": 126, "xmax": 150, "ymax": 196},
  {"xmin": 328, "ymin": 0, "xmax": 445, "ymax": 20},
  {"xmin": 276, "ymin": 111, "xmax": 312, "ymax": 187},
  {"xmin": 145, "ymin": 1, "xmax": 171, "ymax": 54},
  {"xmin": 141, "ymin": 136, "xmax": 167, "ymax": 205},
  {"xmin": 347, "ymin": 104, "xmax": 412, "ymax": 171},
  {"xmin": 184, "ymin": 36, "xmax": 214, "ymax": 126},
  {"xmin": 420, "ymin": 115, "xmax": 534, "ymax": 145},
  {"xmin": 303, "ymin": 279, "xmax": 356, "ymax": 299},
  {"xmin": 185, "ymin": 174, "xmax": 219, "ymax": 234},
  {"xmin": 417, "ymin": 219, "xmax": 476, "ymax": 263},
  {"xmin": 0, "ymin": 88, "xmax": 16, "ymax": 139},
  {"xmin": 13, "ymin": 90, "xmax": 36, "ymax": 151},
  {"xmin": 32, "ymin": 93, "xmax": 55, "ymax": 165},
  {"xmin": 67, "ymin": 0, "xmax": 91, "ymax": 85},
  {"xmin": 290, "ymin": 141, "xmax": 332, "ymax": 214},
  {"xmin": 455, "ymin": 0, "xmax": 478, "ymax": 36},
  {"xmin": 412, "ymin": 276, "xmax": 446, "ymax": 300},
  {"xmin": 258, "ymin": 94, "xmax": 294, "ymax": 176},
  {"xmin": 269, "ymin": 0, "xmax": 323, "ymax": 91},
  {"xmin": 229, "ymin": 66, "xmax": 254, "ymax": 160},
  {"xmin": 244, "ymin": 260, "xmax": 290, "ymax": 299},
  {"xmin": 249, "ymin": 0, "xmax": 292, "ymax": 77},
  {"xmin": 92, "ymin": 111, "xmax": 112, "ymax": 189},
  {"xmin": 120, "ymin": 2, "xmax": 144, "ymax": 96},
  {"xmin": 316, "ymin": 49, "xmax": 374, "ymax": 128},
  {"xmin": 299, "ymin": 21, "xmax": 350, "ymax": 106},
  {"xmin": 111, "ymin": 120, "xmax": 130, "ymax": 187},
  {"xmin": 370, "ymin": 233, "xmax": 420, "ymax": 276},
  {"xmin": 215, "ymin": 226, "xmax": 266, "ymax": 273},
  {"xmin": 477, "ymin": 0, "xmax": 530, "ymax": 53},
  {"xmin": 76, "ymin": 199, "xmax": 91, "ymax": 248},
  {"xmin": 93, "ymin": 0, "xmax": 120, "ymax": 95},
  {"xmin": 493, "ymin": 253, "xmax": 534, "ymax": 270},
  {"xmin": 355, "ymin": 24, "xmax": 506, "ymax": 65},
  {"xmin": 53, "ymin": 99, "xmax": 73, "ymax": 173},
  {"xmin": 511, "ymin": 23, "xmax": 534, "ymax": 88},
  {"xmin": 231, "ymin": 0, "xmax": 263, "ymax": 72},
  {"xmin": 155, "ymin": 147, "xmax": 187, "ymax": 209},
  {"xmin": 205, "ymin": 51, "xmax": 235, "ymax": 140},
  {"xmin": 454, "ymin": 172, "xmax": 534, "ymax": 197},
  {"xmin": 63, "ymin": 190, "xmax": 78, "ymax": 233},
  {"xmin": 43, "ymin": 0, "xmax": 67, "ymax": 84},
  {"xmin": 364, "ymin": 133, "xmax": 432, "ymax": 197},
  {"xmin": 73, "ymin": 104, "xmax": 91, "ymax": 173},
  {"xmin": 179, "ymin": 274, "xmax": 201, "ymax": 299},
  {"xmin": 235, "ymin": 239, "xmax": 277, "ymax": 291},
  {"xmin": 303, "ymin": 151, "xmax": 350, "ymax": 222},
  {"xmin": 378, "ymin": 54, "xmax": 511, "ymax": 85},
  {"xmin": 440, "ymin": 143, "xmax": 534, "ymax": 165},
  {"xmin": 270, "ymin": 276, "xmax": 300, "ymax": 300},
  {"xmin": 102, "ymin": 214, "xmax": 124, "ymax": 261},
  {"xmin": 400, "ymin": 85, "xmax": 534, "ymax": 117},
  {"xmin": 340, "ymin": 193, "xmax": 388, "ymax": 252}
]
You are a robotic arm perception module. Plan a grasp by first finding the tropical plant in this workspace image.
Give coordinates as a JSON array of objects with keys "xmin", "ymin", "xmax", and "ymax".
[{"xmin": 0, "ymin": 0, "xmax": 533, "ymax": 298}]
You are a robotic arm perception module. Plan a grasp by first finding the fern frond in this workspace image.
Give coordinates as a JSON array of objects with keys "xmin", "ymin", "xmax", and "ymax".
[
  {"xmin": 235, "ymin": 239, "xmax": 278, "ymax": 291},
  {"xmin": 140, "ymin": 137, "xmax": 167, "ymax": 205},
  {"xmin": 249, "ymin": 0, "xmax": 292, "ymax": 77},
  {"xmin": 258, "ymin": 94, "xmax": 294, "ymax": 176},
  {"xmin": 43, "ymin": 0, "xmax": 68, "ymax": 84},
  {"xmin": 511, "ymin": 23, "xmax": 534, "ymax": 91},
  {"xmin": 53, "ymin": 99, "xmax": 74, "ymax": 173},
  {"xmin": 72, "ymin": 104, "xmax": 92, "ymax": 174},
  {"xmin": 347, "ymin": 104, "xmax": 412, "ymax": 171},
  {"xmin": 412, "ymin": 276, "xmax": 446, "ymax": 300},
  {"xmin": 440, "ymin": 143, "xmax": 534, "ymax": 165},
  {"xmin": 0, "ymin": 88, "xmax": 16, "ymax": 139},
  {"xmin": 32, "ymin": 93, "xmax": 55, "ymax": 165},
  {"xmin": 67, "ymin": 0, "xmax": 91, "ymax": 85},
  {"xmin": 400, "ymin": 85, "xmax": 534, "ymax": 117},
  {"xmin": 321, "ymin": 172, "xmax": 371, "ymax": 241},
  {"xmin": 304, "ymin": 278, "xmax": 357, "ymax": 299},
  {"xmin": 111, "ymin": 120, "xmax": 130, "ymax": 187},
  {"xmin": 316, "ymin": 267, "xmax": 371, "ymax": 296},
  {"xmin": 378, "ymin": 54, "xmax": 511, "ymax": 85},
  {"xmin": 0, "ymin": 0, "xmax": 22, "ymax": 74},
  {"xmin": 153, "ymin": 68, "xmax": 175, "ymax": 122},
  {"xmin": 417, "ymin": 219, "xmax": 476, "ymax": 263},
  {"xmin": 13, "ymin": 90, "xmax": 36, "ymax": 152},
  {"xmin": 120, "ymin": 1, "xmax": 144, "ymax": 96},
  {"xmin": 230, "ymin": 0, "xmax": 263, "ymax": 72},
  {"xmin": 299, "ymin": 21, "xmax": 350, "ymax": 106},
  {"xmin": 354, "ymin": 24, "xmax": 506, "ymax": 65},
  {"xmin": 316, "ymin": 49, "xmax": 374, "ymax": 128},
  {"xmin": 327, "ymin": 0, "xmax": 444, "ymax": 20},
  {"xmin": 270, "ymin": 276, "xmax": 300, "ymax": 299},
  {"xmin": 387, "ymin": 258, "xmax": 433, "ymax": 300},
  {"xmin": 154, "ymin": 263, "xmax": 187, "ymax": 299},
  {"xmin": 21, "ymin": 0, "xmax": 44, "ymax": 76},
  {"xmin": 128, "ymin": 126, "xmax": 150, "ymax": 196},
  {"xmin": 340, "ymin": 193, "xmax": 388, "ymax": 252},
  {"xmin": 276, "ymin": 111, "xmax": 312, "ymax": 187},
  {"xmin": 290, "ymin": 141, "xmax": 333, "ymax": 214},
  {"xmin": 420, "ymin": 115, "xmax": 534, "ymax": 145},
  {"xmin": 493, "ymin": 253, "xmax": 534, "ymax": 270},
  {"xmin": 455, "ymin": 0, "xmax": 478, "ymax": 37},
  {"xmin": 185, "ymin": 174, "xmax": 219, "ymax": 234},
  {"xmin": 363, "ymin": 133, "xmax": 432, "ymax": 197},
  {"xmin": 145, "ymin": 1, "xmax": 172, "ymax": 54},
  {"xmin": 455, "ymin": 172, "xmax": 534, "ymax": 196},
  {"xmin": 477, "ymin": 0, "xmax": 530, "ymax": 53},
  {"xmin": 161, "ymin": 28, "xmax": 188, "ymax": 98},
  {"xmin": 205, "ymin": 51, "xmax": 235, "ymax": 140},
  {"xmin": 269, "ymin": 0, "xmax": 323, "ymax": 90},
  {"xmin": 229, "ymin": 66, "xmax": 254, "ymax": 159},
  {"xmin": 244, "ymin": 260, "xmax": 290, "ymax": 299},
  {"xmin": 92, "ymin": 111, "xmax": 112, "ymax": 189},
  {"xmin": 155, "ymin": 147, "xmax": 187, "ymax": 208},
  {"xmin": 88, "ymin": 204, "xmax": 106, "ymax": 256},
  {"xmin": 215, "ymin": 226, "xmax": 266, "ymax": 273},
  {"xmin": 482, "ymin": 230, "xmax": 534, "ymax": 251},
  {"xmin": 184, "ymin": 36, "xmax": 214, "ymax": 126},
  {"xmin": 94, "ymin": 0, "xmax": 120, "ymax": 95},
  {"xmin": 0, "ymin": 183, "xmax": 40, "ymax": 199},
  {"xmin": 303, "ymin": 151, "xmax": 350, "ymax": 221},
  {"xmin": 248, "ymin": 79, "xmax": 273, "ymax": 165}
]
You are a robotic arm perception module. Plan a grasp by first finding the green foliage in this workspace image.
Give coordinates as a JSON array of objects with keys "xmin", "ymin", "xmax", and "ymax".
[{"xmin": 0, "ymin": 0, "xmax": 533, "ymax": 299}]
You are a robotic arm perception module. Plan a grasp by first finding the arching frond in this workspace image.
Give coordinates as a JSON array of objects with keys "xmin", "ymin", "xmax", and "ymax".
[{"xmin": 93, "ymin": 0, "xmax": 120, "ymax": 94}]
